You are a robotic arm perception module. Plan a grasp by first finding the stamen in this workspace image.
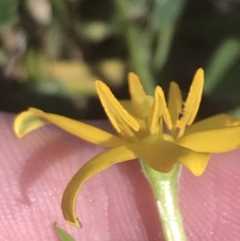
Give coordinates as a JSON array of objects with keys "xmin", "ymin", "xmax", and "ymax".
[
  {"xmin": 176, "ymin": 68, "xmax": 204, "ymax": 129},
  {"xmin": 96, "ymin": 81, "xmax": 140, "ymax": 137},
  {"xmin": 150, "ymin": 86, "xmax": 172, "ymax": 134},
  {"xmin": 168, "ymin": 82, "xmax": 182, "ymax": 128}
]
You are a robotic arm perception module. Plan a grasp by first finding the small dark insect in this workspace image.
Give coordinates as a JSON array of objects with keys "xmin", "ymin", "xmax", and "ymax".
[{"xmin": 178, "ymin": 102, "xmax": 185, "ymax": 120}]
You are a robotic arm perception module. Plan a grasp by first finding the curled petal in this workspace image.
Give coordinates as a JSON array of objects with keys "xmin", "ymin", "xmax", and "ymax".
[
  {"xmin": 96, "ymin": 81, "xmax": 140, "ymax": 138},
  {"xmin": 138, "ymin": 140, "xmax": 210, "ymax": 175},
  {"xmin": 14, "ymin": 108, "xmax": 126, "ymax": 148},
  {"xmin": 14, "ymin": 110, "xmax": 49, "ymax": 138},
  {"xmin": 178, "ymin": 125, "xmax": 240, "ymax": 153},
  {"xmin": 61, "ymin": 145, "xmax": 138, "ymax": 227}
]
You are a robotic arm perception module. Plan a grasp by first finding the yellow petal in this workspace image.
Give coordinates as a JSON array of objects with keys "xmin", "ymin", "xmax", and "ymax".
[
  {"xmin": 178, "ymin": 125, "xmax": 240, "ymax": 152},
  {"xmin": 120, "ymin": 99, "xmax": 150, "ymax": 139},
  {"xmin": 178, "ymin": 153, "xmax": 211, "ymax": 176},
  {"xmin": 184, "ymin": 114, "xmax": 240, "ymax": 135},
  {"xmin": 61, "ymin": 145, "xmax": 138, "ymax": 227},
  {"xmin": 177, "ymin": 68, "xmax": 204, "ymax": 128},
  {"xmin": 138, "ymin": 139, "xmax": 210, "ymax": 175},
  {"xmin": 168, "ymin": 82, "xmax": 182, "ymax": 127},
  {"xmin": 96, "ymin": 80, "xmax": 140, "ymax": 138},
  {"xmin": 14, "ymin": 108, "xmax": 126, "ymax": 148},
  {"xmin": 119, "ymin": 100, "xmax": 134, "ymax": 114},
  {"xmin": 14, "ymin": 111, "xmax": 49, "ymax": 138},
  {"xmin": 150, "ymin": 86, "xmax": 172, "ymax": 133},
  {"xmin": 128, "ymin": 72, "xmax": 151, "ymax": 118}
]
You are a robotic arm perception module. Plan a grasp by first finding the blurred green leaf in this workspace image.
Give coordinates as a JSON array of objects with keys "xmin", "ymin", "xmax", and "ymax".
[
  {"xmin": 51, "ymin": 0, "xmax": 68, "ymax": 28},
  {"xmin": 205, "ymin": 39, "xmax": 240, "ymax": 95},
  {"xmin": 151, "ymin": 0, "xmax": 186, "ymax": 73},
  {"xmin": 153, "ymin": 22, "xmax": 176, "ymax": 72},
  {"xmin": 126, "ymin": 25, "xmax": 156, "ymax": 94},
  {"xmin": 114, "ymin": 0, "xmax": 156, "ymax": 94},
  {"xmin": 0, "ymin": 0, "xmax": 18, "ymax": 29},
  {"xmin": 151, "ymin": 0, "xmax": 185, "ymax": 29},
  {"xmin": 0, "ymin": 48, "xmax": 6, "ymax": 64},
  {"xmin": 24, "ymin": 49, "xmax": 47, "ymax": 81},
  {"xmin": 130, "ymin": 0, "xmax": 147, "ymax": 5},
  {"xmin": 55, "ymin": 225, "xmax": 75, "ymax": 241}
]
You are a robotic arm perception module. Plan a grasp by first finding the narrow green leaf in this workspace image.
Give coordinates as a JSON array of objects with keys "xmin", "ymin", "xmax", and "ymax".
[
  {"xmin": 0, "ymin": 0, "xmax": 18, "ymax": 29},
  {"xmin": 151, "ymin": 0, "xmax": 186, "ymax": 72},
  {"xmin": 153, "ymin": 22, "xmax": 176, "ymax": 72},
  {"xmin": 205, "ymin": 39, "xmax": 240, "ymax": 95},
  {"xmin": 151, "ymin": 0, "xmax": 186, "ymax": 29},
  {"xmin": 55, "ymin": 225, "xmax": 76, "ymax": 241},
  {"xmin": 50, "ymin": 0, "xmax": 69, "ymax": 28}
]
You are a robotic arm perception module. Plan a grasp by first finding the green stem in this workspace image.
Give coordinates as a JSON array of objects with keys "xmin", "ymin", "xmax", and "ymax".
[{"xmin": 141, "ymin": 161, "xmax": 187, "ymax": 241}]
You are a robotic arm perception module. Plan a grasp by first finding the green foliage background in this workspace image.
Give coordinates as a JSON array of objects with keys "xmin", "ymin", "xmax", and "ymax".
[{"xmin": 0, "ymin": 0, "xmax": 240, "ymax": 120}]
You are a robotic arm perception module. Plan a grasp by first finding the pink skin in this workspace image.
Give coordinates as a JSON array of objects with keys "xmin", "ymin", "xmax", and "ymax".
[{"xmin": 0, "ymin": 112, "xmax": 240, "ymax": 241}]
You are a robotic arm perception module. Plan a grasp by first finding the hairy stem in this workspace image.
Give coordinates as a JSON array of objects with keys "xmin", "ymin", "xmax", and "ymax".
[{"xmin": 141, "ymin": 161, "xmax": 187, "ymax": 241}]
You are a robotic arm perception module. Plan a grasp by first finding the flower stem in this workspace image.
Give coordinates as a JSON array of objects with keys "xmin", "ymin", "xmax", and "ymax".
[{"xmin": 141, "ymin": 161, "xmax": 187, "ymax": 241}]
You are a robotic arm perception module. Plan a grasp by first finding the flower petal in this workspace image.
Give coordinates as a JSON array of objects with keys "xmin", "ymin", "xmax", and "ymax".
[
  {"xmin": 150, "ymin": 86, "xmax": 172, "ymax": 133},
  {"xmin": 168, "ymin": 82, "xmax": 182, "ymax": 127},
  {"xmin": 184, "ymin": 114, "xmax": 240, "ymax": 135},
  {"xmin": 128, "ymin": 72, "xmax": 152, "ymax": 118},
  {"xmin": 14, "ymin": 110, "xmax": 49, "ymax": 138},
  {"xmin": 178, "ymin": 125, "xmax": 240, "ymax": 152},
  {"xmin": 119, "ymin": 100, "xmax": 134, "ymax": 114},
  {"xmin": 96, "ymin": 80, "xmax": 140, "ymax": 138},
  {"xmin": 177, "ymin": 68, "xmax": 204, "ymax": 128},
  {"xmin": 61, "ymin": 145, "xmax": 138, "ymax": 227},
  {"xmin": 120, "ymin": 99, "xmax": 152, "ymax": 139},
  {"xmin": 138, "ymin": 140, "xmax": 210, "ymax": 175},
  {"xmin": 14, "ymin": 108, "xmax": 126, "ymax": 148},
  {"xmin": 178, "ymin": 153, "xmax": 211, "ymax": 176}
]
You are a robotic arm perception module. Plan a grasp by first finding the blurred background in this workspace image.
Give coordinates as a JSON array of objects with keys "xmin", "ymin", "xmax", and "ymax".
[{"xmin": 1, "ymin": 0, "xmax": 240, "ymax": 120}]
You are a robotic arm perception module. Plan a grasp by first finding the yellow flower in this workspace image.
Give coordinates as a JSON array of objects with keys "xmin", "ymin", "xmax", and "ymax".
[{"xmin": 14, "ymin": 68, "xmax": 240, "ymax": 227}]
